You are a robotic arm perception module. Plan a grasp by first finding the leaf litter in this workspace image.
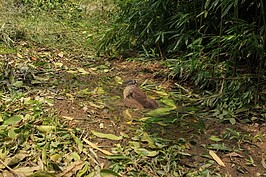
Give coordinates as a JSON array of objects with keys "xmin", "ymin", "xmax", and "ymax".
[{"xmin": 0, "ymin": 47, "xmax": 265, "ymax": 177}]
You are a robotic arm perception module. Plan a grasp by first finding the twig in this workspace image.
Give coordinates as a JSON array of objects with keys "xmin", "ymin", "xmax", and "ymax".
[
  {"xmin": 0, "ymin": 159, "xmax": 24, "ymax": 177},
  {"xmin": 174, "ymin": 83, "xmax": 190, "ymax": 94},
  {"xmin": 219, "ymin": 76, "xmax": 225, "ymax": 95}
]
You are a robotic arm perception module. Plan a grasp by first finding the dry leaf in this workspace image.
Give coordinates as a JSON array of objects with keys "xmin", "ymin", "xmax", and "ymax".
[
  {"xmin": 83, "ymin": 138, "xmax": 113, "ymax": 156},
  {"xmin": 58, "ymin": 52, "xmax": 64, "ymax": 57},
  {"xmin": 88, "ymin": 101, "xmax": 104, "ymax": 109},
  {"xmin": 122, "ymin": 109, "xmax": 132, "ymax": 120},
  {"xmin": 7, "ymin": 152, "xmax": 29, "ymax": 166},
  {"xmin": 91, "ymin": 130, "xmax": 122, "ymax": 141},
  {"xmin": 60, "ymin": 160, "xmax": 84, "ymax": 177},
  {"xmin": 262, "ymin": 158, "xmax": 266, "ymax": 169},
  {"xmin": 209, "ymin": 150, "xmax": 225, "ymax": 167},
  {"xmin": 14, "ymin": 166, "xmax": 41, "ymax": 176},
  {"xmin": 225, "ymin": 152, "xmax": 243, "ymax": 158},
  {"xmin": 62, "ymin": 116, "xmax": 74, "ymax": 121}
]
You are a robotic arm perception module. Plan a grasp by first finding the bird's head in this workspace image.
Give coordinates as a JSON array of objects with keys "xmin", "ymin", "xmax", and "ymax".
[{"xmin": 123, "ymin": 79, "xmax": 137, "ymax": 85}]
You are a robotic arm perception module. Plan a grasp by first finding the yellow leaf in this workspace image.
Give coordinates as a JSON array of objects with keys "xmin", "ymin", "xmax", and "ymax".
[
  {"xmin": 60, "ymin": 160, "xmax": 84, "ymax": 177},
  {"xmin": 90, "ymin": 67, "xmax": 97, "ymax": 71},
  {"xmin": 37, "ymin": 125, "xmax": 56, "ymax": 133},
  {"xmin": 209, "ymin": 150, "xmax": 225, "ymax": 167},
  {"xmin": 91, "ymin": 130, "xmax": 122, "ymax": 140},
  {"xmin": 77, "ymin": 68, "xmax": 90, "ymax": 75},
  {"xmin": 120, "ymin": 132, "xmax": 129, "ymax": 138},
  {"xmin": 83, "ymin": 138, "xmax": 113, "ymax": 155},
  {"xmin": 93, "ymin": 87, "xmax": 105, "ymax": 95},
  {"xmin": 58, "ymin": 52, "xmax": 64, "ymax": 57},
  {"xmin": 141, "ymin": 133, "xmax": 156, "ymax": 148},
  {"xmin": 54, "ymin": 62, "xmax": 63, "ymax": 68},
  {"xmin": 17, "ymin": 53, "xmax": 23, "ymax": 58},
  {"xmin": 50, "ymin": 154, "xmax": 61, "ymax": 162},
  {"xmin": 62, "ymin": 116, "xmax": 74, "ymax": 120},
  {"xmin": 88, "ymin": 101, "xmax": 104, "ymax": 109},
  {"xmin": 161, "ymin": 99, "xmax": 177, "ymax": 108},
  {"xmin": 134, "ymin": 148, "xmax": 159, "ymax": 157},
  {"xmin": 115, "ymin": 76, "xmax": 123, "ymax": 84},
  {"xmin": 146, "ymin": 107, "xmax": 174, "ymax": 117},
  {"xmin": 153, "ymin": 90, "xmax": 168, "ymax": 96},
  {"xmin": 14, "ymin": 166, "xmax": 41, "ymax": 176},
  {"xmin": 122, "ymin": 109, "xmax": 132, "ymax": 120}
]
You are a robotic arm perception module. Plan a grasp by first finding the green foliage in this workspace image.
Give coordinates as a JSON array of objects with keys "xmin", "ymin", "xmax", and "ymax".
[
  {"xmin": 0, "ymin": 0, "xmax": 113, "ymax": 53},
  {"xmin": 99, "ymin": 0, "xmax": 266, "ymax": 120},
  {"xmin": 14, "ymin": 0, "xmax": 68, "ymax": 11}
]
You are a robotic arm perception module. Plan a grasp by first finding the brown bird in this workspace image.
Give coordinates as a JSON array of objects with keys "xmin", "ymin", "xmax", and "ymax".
[{"xmin": 123, "ymin": 80, "xmax": 159, "ymax": 109}]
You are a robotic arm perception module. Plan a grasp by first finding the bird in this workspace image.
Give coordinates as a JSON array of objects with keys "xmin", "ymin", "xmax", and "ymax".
[{"xmin": 123, "ymin": 80, "xmax": 159, "ymax": 109}]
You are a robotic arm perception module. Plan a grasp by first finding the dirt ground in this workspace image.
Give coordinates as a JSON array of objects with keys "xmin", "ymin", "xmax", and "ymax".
[{"xmin": 54, "ymin": 57, "xmax": 266, "ymax": 177}]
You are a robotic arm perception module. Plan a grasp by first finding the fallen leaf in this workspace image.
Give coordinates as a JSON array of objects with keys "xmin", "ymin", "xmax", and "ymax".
[
  {"xmin": 225, "ymin": 152, "xmax": 243, "ymax": 158},
  {"xmin": 7, "ymin": 152, "xmax": 30, "ymax": 166},
  {"xmin": 93, "ymin": 87, "xmax": 105, "ymax": 95},
  {"xmin": 100, "ymin": 169, "xmax": 121, "ymax": 177},
  {"xmin": 141, "ymin": 133, "xmax": 156, "ymax": 148},
  {"xmin": 106, "ymin": 155, "xmax": 131, "ymax": 160},
  {"xmin": 77, "ymin": 67, "xmax": 90, "ymax": 75},
  {"xmin": 122, "ymin": 109, "xmax": 132, "ymax": 120},
  {"xmin": 3, "ymin": 115, "xmax": 23, "ymax": 125},
  {"xmin": 103, "ymin": 69, "xmax": 109, "ymax": 73},
  {"xmin": 209, "ymin": 150, "xmax": 225, "ymax": 167},
  {"xmin": 14, "ymin": 166, "xmax": 41, "ymax": 176},
  {"xmin": 261, "ymin": 158, "xmax": 266, "ymax": 169},
  {"xmin": 120, "ymin": 132, "xmax": 129, "ymax": 138},
  {"xmin": 17, "ymin": 53, "xmax": 23, "ymax": 58},
  {"xmin": 134, "ymin": 148, "xmax": 159, "ymax": 157},
  {"xmin": 77, "ymin": 162, "xmax": 89, "ymax": 177},
  {"xmin": 88, "ymin": 101, "xmax": 104, "ymax": 109},
  {"xmin": 91, "ymin": 130, "xmax": 122, "ymax": 141},
  {"xmin": 115, "ymin": 76, "xmax": 123, "ymax": 84},
  {"xmin": 0, "ymin": 114, "xmax": 3, "ymax": 122},
  {"xmin": 58, "ymin": 52, "xmax": 64, "ymax": 57},
  {"xmin": 83, "ymin": 138, "xmax": 113, "ymax": 156},
  {"xmin": 13, "ymin": 81, "xmax": 24, "ymax": 88},
  {"xmin": 62, "ymin": 116, "xmax": 74, "ymax": 121},
  {"xmin": 8, "ymin": 128, "xmax": 18, "ymax": 139},
  {"xmin": 209, "ymin": 136, "xmax": 223, "ymax": 142},
  {"xmin": 153, "ymin": 90, "xmax": 168, "ymax": 96},
  {"xmin": 67, "ymin": 70, "xmax": 78, "ymax": 74},
  {"xmin": 37, "ymin": 125, "xmax": 56, "ymax": 133},
  {"xmin": 54, "ymin": 62, "xmax": 63, "ymax": 68},
  {"xmin": 60, "ymin": 160, "xmax": 84, "ymax": 177},
  {"xmin": 0, "ymin": 148, "xmax": 7, "ymax": 161},
  {"xmin": 160, "ymin": 99, "xmax": 176, "ymax": 108},
  {"xmin": 71, "ymin": 133, "xmax": 83, "ymax": 153},
  {"xmin": 146, "ymin": 107, "xmax": 175, "ymax": 117},
  {"xmin": 50, "ymin": 154, "xmax": 61, "ymax": 162},
  {"xmin": 70, "ymin": 152, "xmax": 81, "ymax": 161}
]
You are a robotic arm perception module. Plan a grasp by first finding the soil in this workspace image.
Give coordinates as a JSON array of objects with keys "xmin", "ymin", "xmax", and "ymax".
[{"xmin": 53, "ymin": 55, "xmax": 266, "ymax": 177}]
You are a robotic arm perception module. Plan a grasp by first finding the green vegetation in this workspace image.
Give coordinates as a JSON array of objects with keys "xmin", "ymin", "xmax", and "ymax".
[
  {"xmin": 99, "ymin": 0, "xmax": 266, "ymax": 122},
  {"xmin": 0, "ymin": 0, "xmax": 265, "ymax": 176},
  {"xmin": 0, "ymin": 0, "xmax": 112, "ymax": 53}
]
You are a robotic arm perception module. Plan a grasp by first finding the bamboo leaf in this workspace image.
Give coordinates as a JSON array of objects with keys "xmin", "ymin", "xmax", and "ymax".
[
  {"xmin": 209, "ymin": 150, "xmax": 226, "ymax": 167},
  {"xmin": 91, "ymin": 130, "xmax": 122, "ymax": 141},
  {"xmin": 83, "ymin": 138, "xmax": 113, "ymax": 156},
  {"xmin": 222, "ymin": 3, "xmax": 233, "ymax": 18}
]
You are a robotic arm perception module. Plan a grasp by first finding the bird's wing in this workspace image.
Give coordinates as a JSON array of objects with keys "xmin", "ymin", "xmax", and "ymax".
[{"xmin": 131, "ymin": 86, "xmax": 147, "ymax": 100}]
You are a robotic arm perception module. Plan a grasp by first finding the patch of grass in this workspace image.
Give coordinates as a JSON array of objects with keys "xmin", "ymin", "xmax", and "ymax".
[
  {"xmin": 0, "ymin": 44, "xmax": 16, "ymax": 54},
  {"xmin": 0, "ymin": 0, "xmax": 115, "ymax": 54}
]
